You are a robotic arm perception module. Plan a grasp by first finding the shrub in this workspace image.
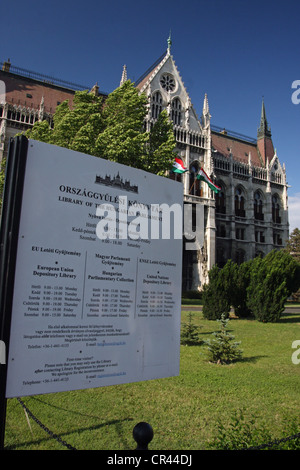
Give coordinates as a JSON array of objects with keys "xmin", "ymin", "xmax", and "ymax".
[
  {"xmin": 208, "ymin": 409, "xmax": 300, "ymax": 450},
  {"xmin": 180, "ymin": 312, "xmax": 202, "ymax": 345},
  {"xmin": 203, "ymin": 314, "xmax": 242, "ymax": 364},
  {"xmin": 231, "ymin": 259, "xmax": 254, "ymax": 318},
  {"xmin": 246, "ymin": 250, "xmax": 300, "ymax": 322},
  {"xmin": 208, "ymin": 409, "xmax": 272, "ymax": 450},
  {"xmin": 202, "ymin": 265, "xmax": 231, "ymax": 320}
]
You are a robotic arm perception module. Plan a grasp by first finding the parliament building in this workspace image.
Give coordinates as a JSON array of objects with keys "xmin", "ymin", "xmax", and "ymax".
[{"xmin": 0, "ymin": 42, "xmax": 289, "ymax": 291}]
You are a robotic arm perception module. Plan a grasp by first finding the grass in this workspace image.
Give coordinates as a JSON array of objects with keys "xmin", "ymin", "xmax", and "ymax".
[{"xmin": 4, "ymin": 309, "xmax": 300, "ymax": 450}]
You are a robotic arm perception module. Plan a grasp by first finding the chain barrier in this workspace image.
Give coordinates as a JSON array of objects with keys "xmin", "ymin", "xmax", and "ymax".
[
  {"xmin": 15, "ymin": 397, "xmax": 300, "ymax": 451},
  {"xmin": 242, "ymin": 431, "xmax": 300, "ymax": 450},
  {"xmin": 17, "ymin": 398, "xmax": 77, "ymax": 450}
]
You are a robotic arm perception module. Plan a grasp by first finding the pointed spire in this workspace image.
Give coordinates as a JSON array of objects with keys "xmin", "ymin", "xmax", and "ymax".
[
  {"xmin": 202, "ymin": 93, "xmax": 211, "ymax": 127},
  {"xmin": 257, "ymin": 97, "xmax": 271, "ymax": 139},
  {"xmin": 39, "ymin": 96, "xmax": 44, "ymax": 121},
  {"xmin": 167, "ymin": 31, "xmax": 172, "ymax": 53},
  {"xmin": 90, "ymin": 82, "xmax": 99, "ymax": 96},
  {"xmin": 203, "ymin": 93, "xmax": 209, "ymax": 114},
  {"xmin": 120, "ymin": 65, "xmax": 127, "ymax": 87}
]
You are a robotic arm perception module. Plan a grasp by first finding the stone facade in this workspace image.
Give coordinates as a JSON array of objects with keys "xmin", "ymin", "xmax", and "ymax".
[
  {"xmin": 134, "ymin": 46, "xmax": 289, "ymax": 290},
  {"xmin": 0, "ymin": 48, "xmax": 289, "ymax": 292}
]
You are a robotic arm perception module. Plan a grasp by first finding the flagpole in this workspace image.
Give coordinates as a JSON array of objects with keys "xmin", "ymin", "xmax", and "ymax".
[{"xmin": 189, "ymin": 179, "xmax": 196, "ymax": 194}]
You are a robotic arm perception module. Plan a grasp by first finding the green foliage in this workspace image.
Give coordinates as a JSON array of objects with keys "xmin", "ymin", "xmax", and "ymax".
[
  {"xmin": 208, "ymin": 409, "xmax": 273, "ymax": 450},
  {"xmin": 25, "ymin": 81, "xmax": 177, "ymax": 176},
  {"xmin": 285, "ymin": 227, "xmax": 300, "ymax": 262},
  {"xmin": 202, "ymin": 263, "xmax": 232, "ymax": 320},
  {"xmin": 203, "ymin": 250, "xmax": 300, "ymax": 323},
  {"xmin": 180, "ymin": 312, "xmax": 202, "ymax": 345},
  {"xmin": 247, "ymin": 250, "xmax": 300, "ymax": 322},
  {"xmin": 146, "ymin": 110, "xmax": 176, "ymax": 176},
  {"xmin": 264, "ymin": 249, "xmax": 300, "ymax": 295},
  {"xmin": 24, "ymin": 119, "xmax": 52, "ymax": 143},
  {"xmin": 284, "ymin": 228, "xmax": 300, "ymax": 301},
  {"xmin": 95, "ymin": 81, "xmax": 148, "ymax": 167},
  {"xmin": 203, "ymin": 314, "xmax": 242, "ymax": 364},
  {"xmin": 4, "ymin": 310, "xmax": 300, "ymax": 450},
  {"xmin": 231, "ymin": 259, "xmax": 253, "ymax": 318},
  {"xmin": 209, "ymin": 409, "xmax": 300, "ymax": 450},
  {"xmin": 26, "ymin": 91, "xmax": 105, "ymax": 155}
]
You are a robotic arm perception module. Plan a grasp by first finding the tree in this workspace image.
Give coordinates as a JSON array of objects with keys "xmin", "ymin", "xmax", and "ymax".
[
  {"xmin": 180, "ymin": 311, "xmax": 202, "ymax": 346},
  {"xmin": 24, "ymin": 119, "xmax": 52, "ymax": 143},
  {"xmin": 146, "ymin": 110, "xmax": 176, "ymax": 176},
  {"xmin": 203, "ymin": 314, "xmax": 243, "ymax": 364},
  {"xmin": 263, "ymin": 249, "xmax": 300, "ymax": 296},
  {"xmin": 25, "ymin": 91, "xmax": 105, "ymax": 155},
  {"xmin": 24, "ymin": 81, "xmax": 177, "ymax": 176},
  {"xmin": 95, "ymin": 80, "xmax": 148, "ymax": 168},
  {"xmin": 231, "ymin": 259, "xmax": 254, "ymax": 318},
  {"xmin": 246, "ymin": 250, "xmax": 300, "ymax": 322},
  {"xmin": 285, "ymin": 228, "xmax": 300, "ymax": 262},
  {"xmin": 202, "ymin": 264, "xmax": 232, "ymax": 320},
  {"xmin": 96, "ymin": 81, "xmax": 176, "ymax": 173},
  {"xmin": 285, "ymin": 228, "xmax": 300, "ymax": 301}
]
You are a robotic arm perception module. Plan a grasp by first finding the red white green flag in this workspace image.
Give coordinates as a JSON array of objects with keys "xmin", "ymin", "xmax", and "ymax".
[
  {"xmin": 171, "ymin": 157, "xmax": 188, "ymax": 174},
  {"xmin": 197, "ymin": 168, "xmax": 221, "ymax": 193}
]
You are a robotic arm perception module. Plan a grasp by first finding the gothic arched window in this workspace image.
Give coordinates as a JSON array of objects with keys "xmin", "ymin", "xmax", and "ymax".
[
  {"xmin": 216, "ymin": 184, "xmax": 226, "ymax": 214},
  {"xmin": 254, "ymin": 191, "xmax": 264, "ymax": 220},
  {"xmin": 235, "ymin": 187, "xmax": 245, "ymax": 217},
  {"xmin": 151, "ymin": 91, "xmax": 162, "ymax": 119},
  {"xmin": 171, "ymin": 98, "xmax": 181, "ymax": 125},
  {"xmin": 272, "ymin": 194, "xmax": 281, "ymax": 223}
]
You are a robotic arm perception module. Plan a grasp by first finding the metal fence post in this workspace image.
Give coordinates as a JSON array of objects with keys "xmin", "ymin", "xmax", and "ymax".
[{"xmin": 133, "ymin": 422, "xmax": 153, "ymax": 450}]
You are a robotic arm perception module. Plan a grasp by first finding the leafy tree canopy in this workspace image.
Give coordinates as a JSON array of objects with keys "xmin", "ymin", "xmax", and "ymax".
[
  {"xmin": 25, "ymin": 81, "xmax": 177, "ymax": 176},
  {"xmin": 285, "ymin": 228, "xmax": 300, "ymax": 262}
]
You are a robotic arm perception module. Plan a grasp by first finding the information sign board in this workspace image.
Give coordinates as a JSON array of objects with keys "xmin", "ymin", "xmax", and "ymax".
[{"xmin": 5, "ymin": 140, "xmax": 183, "ymax": 397}]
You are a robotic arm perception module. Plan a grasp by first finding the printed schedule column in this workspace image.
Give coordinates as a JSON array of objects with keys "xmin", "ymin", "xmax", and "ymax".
[{"xmin": 135, "ymin": 257, "xmax": 177, "ymax": 319}]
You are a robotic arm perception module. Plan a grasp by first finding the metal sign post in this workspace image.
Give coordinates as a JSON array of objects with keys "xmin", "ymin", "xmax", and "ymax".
[{"xmin": 0, "ymin": 136, "xmax": 28, "ymax": 450}]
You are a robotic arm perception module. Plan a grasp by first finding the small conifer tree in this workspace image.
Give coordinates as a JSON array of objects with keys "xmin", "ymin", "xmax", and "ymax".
[
  {"xmin": 203, "ymin": 314, "xmax": 242, "ymax": 364},
  {"xmin": 180, "ymin": 312, "xmax": 202, "ymax": 345}
]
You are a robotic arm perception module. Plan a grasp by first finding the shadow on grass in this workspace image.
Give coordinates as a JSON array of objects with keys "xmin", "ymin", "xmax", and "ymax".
[
  {"xmin": 5, "ymin": 396, "xmax": 135, "ymax": 450},
  {"xmin": 5, "ymin": 416, "xmax": 134, "ymax": 450},
  {"xmin": 239, "ymin": 355, "xmax": 268, "ymax": 364},
  {"xmin": 30, "ymin": 396, "xmax": 103, "ymax": 420},
  {"xmin": 277, "ymin": 314, "xmax": 300, "ymax": 324}
]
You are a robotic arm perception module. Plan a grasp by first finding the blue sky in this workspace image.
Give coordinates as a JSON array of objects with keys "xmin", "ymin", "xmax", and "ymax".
[{"xmin": 2, "ymin": 0, "xmax": 300, "ymax": 231}]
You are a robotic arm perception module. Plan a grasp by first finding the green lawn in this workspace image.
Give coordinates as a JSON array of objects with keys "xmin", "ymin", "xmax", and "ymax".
[{"xmin": 4, "ymin": 309, "xmax": 300, "ymax": 450}]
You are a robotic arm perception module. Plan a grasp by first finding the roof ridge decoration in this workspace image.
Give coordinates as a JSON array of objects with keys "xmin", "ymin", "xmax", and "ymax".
[{"xmin": 135, "ymin": 51, "xmax": 169, "ymax": 92}]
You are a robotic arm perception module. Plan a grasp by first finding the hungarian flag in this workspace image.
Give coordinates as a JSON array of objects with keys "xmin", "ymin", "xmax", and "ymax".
[
  {"xmin": 197, "ymin": 168, "xmax": 221, "ymax": 193},
  {"xmin": 172, "ymin": 157, "xmax": 188, "ymax": 174}
]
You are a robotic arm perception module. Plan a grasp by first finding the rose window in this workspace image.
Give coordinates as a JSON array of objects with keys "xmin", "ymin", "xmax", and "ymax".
[{"xmin": 160, "ymin": 74, "xmax": 176, "ymax": 92}]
